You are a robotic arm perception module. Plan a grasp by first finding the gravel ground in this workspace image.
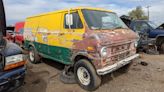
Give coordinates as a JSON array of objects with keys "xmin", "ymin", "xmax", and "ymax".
[{"xmin": 14, "ymin": 54, "xmax": 164, "ymax": 92}]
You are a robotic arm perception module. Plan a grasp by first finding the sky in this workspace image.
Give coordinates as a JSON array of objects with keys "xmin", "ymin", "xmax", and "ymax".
[{"xmin": 3, "ymin": 0, "xmax": 164, "ymax": 26}]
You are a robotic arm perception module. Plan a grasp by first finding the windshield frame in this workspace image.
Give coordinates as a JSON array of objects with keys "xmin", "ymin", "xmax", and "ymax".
[{"xmin": 81, "ymin": 9, "xmax": 128, "ymax": 30}]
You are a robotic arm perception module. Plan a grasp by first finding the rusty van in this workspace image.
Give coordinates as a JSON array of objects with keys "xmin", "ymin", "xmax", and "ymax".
[{"xmin": 24, "ymin": 7, "xmax": 139, "ymax": 91}]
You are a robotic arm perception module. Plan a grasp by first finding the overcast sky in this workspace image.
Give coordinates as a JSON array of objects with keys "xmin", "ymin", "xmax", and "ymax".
[{"xmin": 3, "ymin": 0, "xmax": 164, "ymax": 25}]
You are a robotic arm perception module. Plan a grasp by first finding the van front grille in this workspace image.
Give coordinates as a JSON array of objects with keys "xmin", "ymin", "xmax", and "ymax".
[{"xmin": 105, "ymin": 43, "xmax": 132, "ymax": 65}]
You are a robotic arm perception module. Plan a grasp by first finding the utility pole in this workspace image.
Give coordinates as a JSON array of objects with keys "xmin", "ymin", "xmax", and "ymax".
[{"xmin": 146, "ymin": 6, "xmax": 151, "ymax": 21}]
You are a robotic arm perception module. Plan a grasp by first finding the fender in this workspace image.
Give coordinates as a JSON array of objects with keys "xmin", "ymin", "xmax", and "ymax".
[{"xmin": 71, "ymin": 51, "xmax": 96, "ymax": 63}]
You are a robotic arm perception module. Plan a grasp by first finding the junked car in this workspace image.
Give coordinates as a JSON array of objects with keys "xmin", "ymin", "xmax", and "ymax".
[
  {"xmin": 24, "ymin": 7, "xmax": 139, "ymax": 91},
  {"xmin": 0, "ymin": 0, "xmax": 27, "ymax": 92},
  {"xmin": 121, "ymin": 15, "xmax": 164, "ymax": 54}
]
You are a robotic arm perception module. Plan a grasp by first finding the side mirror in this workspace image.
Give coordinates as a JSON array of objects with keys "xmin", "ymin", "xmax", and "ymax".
[{"xmin": 65, "ymin": 14, "xmax": 73, "ymax": 26}]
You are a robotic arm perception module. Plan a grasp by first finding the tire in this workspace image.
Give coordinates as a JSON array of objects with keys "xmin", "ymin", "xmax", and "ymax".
[
  {"xmin": 28, "ymin": 46, "xmax": 41, "ymax": 64},
  {"xmin": 159, "ymin": 42, "xmax": 164, "ymax": 54},
  {"xmin": 74, "ymin": 59, "xmax": 101, "ymax": 91}
]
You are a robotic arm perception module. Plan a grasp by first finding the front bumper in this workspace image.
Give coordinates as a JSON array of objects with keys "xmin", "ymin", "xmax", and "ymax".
[
  {"xmin": 0, "ymin": 67, "xmax": 26, "ymax": 92},
  {"xmin": 97, "ymin": 54, "xmax": 139, "ymax": 75}
]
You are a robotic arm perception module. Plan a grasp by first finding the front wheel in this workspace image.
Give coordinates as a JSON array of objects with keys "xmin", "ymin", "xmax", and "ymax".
[{"xmin": 74, "ymin": 59, "xmax": 101, "ymax": 91}]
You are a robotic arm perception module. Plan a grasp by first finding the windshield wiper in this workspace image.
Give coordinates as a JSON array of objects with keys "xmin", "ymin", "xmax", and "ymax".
[{"xmin": 113, "ymin": 26, "xmax": 128, "ymax": 30}]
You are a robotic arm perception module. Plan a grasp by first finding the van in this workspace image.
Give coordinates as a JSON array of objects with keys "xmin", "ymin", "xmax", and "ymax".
[{"xmin": 24, "ymin": 7, "xmax": 139, "ymax": 91}]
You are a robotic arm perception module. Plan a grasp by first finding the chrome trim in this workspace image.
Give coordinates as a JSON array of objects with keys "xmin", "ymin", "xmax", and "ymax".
[{"xmin": 97, "ymin": 54, "xmax": 139, "ymax": 75}]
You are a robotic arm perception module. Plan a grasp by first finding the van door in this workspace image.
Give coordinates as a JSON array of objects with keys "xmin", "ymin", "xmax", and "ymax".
[{"xmin": 60, "ymin": 11, "xmax": 85, "ymax": 64}]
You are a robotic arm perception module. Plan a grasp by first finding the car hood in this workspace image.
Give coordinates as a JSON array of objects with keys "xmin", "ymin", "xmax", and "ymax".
[{"xmin": 154, "ymin": 29, "xmax": 164, "ymax": 32}]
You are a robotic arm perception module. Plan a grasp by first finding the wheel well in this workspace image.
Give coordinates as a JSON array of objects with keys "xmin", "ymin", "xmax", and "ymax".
[
  {"xmin": 156, "ymin": 36, "xmax": 164, "ymax": 46},
  {"xmin": 28, "ymin": 44, "xmax": 34, "ymax": 51},
  {"xmin": 28, "ymin": 45, "xmax": 32, "ymax": 48},
  {"xmin": 73, "ymin": 55, "xmax": 97, "ymax": 75},
  {"xmin": 73, "ymin": 55, "xmax": 95, "ymax": 67},
  {"xmin": 74, "ymin": 55, "xmax": 91, "ymax": 63}
]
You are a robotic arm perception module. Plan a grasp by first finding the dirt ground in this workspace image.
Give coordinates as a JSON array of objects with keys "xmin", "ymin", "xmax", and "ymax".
[{"xmin": 14, "ymin": 54, "xmax": 164, "ymax": 92}]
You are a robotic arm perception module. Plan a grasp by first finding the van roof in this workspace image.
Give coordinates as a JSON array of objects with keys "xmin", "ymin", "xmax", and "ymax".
[{"xmin": 27, "ymin": 7, "xmax": 113, "ymax": 19}]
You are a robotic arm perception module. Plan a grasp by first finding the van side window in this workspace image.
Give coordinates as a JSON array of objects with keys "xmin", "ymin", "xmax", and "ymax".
[{"xmin": 64, "ymin": 12, "xmax": 83, "ymax": 29}]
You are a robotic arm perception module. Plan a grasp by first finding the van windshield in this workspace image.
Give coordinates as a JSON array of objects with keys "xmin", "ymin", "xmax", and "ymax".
[{"xmin": 82, "ymin": 9, "xmax": 127, "ymax": 30}]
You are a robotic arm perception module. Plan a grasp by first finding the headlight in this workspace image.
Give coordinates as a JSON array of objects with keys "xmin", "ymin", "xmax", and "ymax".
[
  {"xmin": 4, "ymin": 54, "xmax": 26, "ymax": 71},
  {"xmin": 100, "ymin": 47, "xmax": 108, "ymax": 57}
]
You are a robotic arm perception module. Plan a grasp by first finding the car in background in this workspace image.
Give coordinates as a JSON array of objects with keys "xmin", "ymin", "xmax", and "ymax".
[
  {"xmin": 0, "ymin": 0, "xmax": 27, "ymax": 92},
  {"xmin": 14, "ymin": 22, "xmax": 25, "ymax": 46},
  {"xmin": 129, "ymin": 20, "xmax": 164, "ymax": 54},
  {"xmin": 121, "ymin": 15, "xmax": 164, "ymax": 54},
  {"xmin": 6, "ymin": 26, "xmax": 15, "ymax": 42},
  {"xmin": 0, "ymin": 41, "xmax": 27, "ymax": 92}
]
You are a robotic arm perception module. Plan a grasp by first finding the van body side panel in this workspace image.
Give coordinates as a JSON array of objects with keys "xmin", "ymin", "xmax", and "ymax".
[
  {"xmin": 25, "ymin": 40, "xmax": 72, "ymax": 65},
  {"xmin": 24, "ymin": 16, "xmax": 41, "ymax": 49},
  {"xmin": 24, "ymin": 12, "xmax": 78, "ymax": 64}
]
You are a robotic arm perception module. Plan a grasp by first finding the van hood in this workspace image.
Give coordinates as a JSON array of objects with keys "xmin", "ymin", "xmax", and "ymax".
[
  {"xmin": 88, "ymin": 29, "xmax": 139, "ymax": 45},
  {"xmin": 73, "ymin": 28, "xmax": 138, "ymax": 52}
]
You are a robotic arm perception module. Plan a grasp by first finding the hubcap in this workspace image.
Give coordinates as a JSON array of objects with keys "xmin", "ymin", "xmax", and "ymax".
[
  {"xmin": 29, "ymin": 50, "xmax": 34, "ymax": 61},
  {"xmin": 77, "ymin": 67, "xmax": 91, "ymax": 86}
]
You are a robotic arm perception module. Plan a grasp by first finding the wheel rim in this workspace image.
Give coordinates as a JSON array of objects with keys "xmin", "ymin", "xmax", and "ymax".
[
  {"xmin": 77, "ymin": 67, "xmax": 91, "ymax": 86},
  {"xmin": 29, "ymin": 50, "xmax": 34, "ymax": 61}
]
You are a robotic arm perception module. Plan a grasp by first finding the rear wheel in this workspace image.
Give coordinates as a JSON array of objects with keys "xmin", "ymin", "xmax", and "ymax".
[
  {"xmin": 29, "ymin": 46, "xmax": 41, "ymax": 64},
  {"xmin": 74, "ymin": 59, "xmax": 101, "ymax": 91}
]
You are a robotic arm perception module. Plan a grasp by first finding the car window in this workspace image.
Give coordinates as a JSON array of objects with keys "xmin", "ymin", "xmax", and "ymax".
[
  {"xmin": 134, "ymin": 22, "xmax": 149, "ymax": 31},
  {"xmin": 64, "ymin": 12, "xmax": 83, "ymax": 29}
]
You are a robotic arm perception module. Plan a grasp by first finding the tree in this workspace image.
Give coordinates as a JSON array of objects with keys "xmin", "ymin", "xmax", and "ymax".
[{"xmin": 128, "ymin": 6, "xmax": 148, "ymax": 20}]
